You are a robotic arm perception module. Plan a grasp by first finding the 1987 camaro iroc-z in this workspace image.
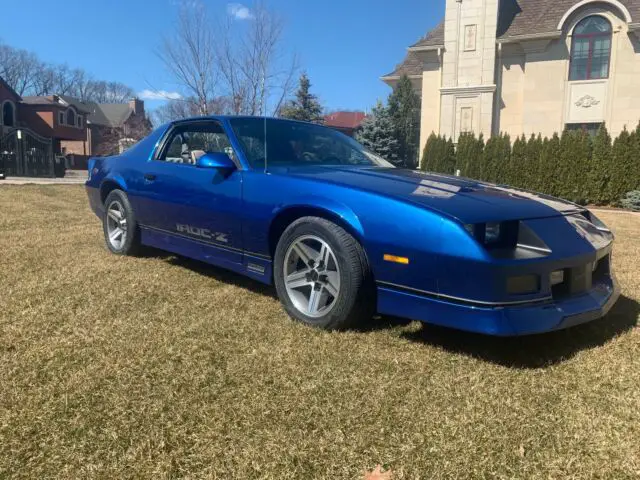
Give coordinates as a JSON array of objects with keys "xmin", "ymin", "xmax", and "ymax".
[{"xmin": 85, "ymin": 117, "xmax": 619, "ymax": 335}]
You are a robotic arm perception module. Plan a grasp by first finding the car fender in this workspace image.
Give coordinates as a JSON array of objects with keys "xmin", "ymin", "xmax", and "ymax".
[
  {"xmin": 99, "ymin": 173, "xmax": 128, "ymax": 200},
  {"xmin": 274, "ymin": 195, "xmax": 365, "ymax": 238}
]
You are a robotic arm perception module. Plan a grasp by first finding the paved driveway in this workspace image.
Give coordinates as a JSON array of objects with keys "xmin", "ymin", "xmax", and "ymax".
[{"xmin": 0, "ymin": 173, "xmax": 88, "ymax": 185}]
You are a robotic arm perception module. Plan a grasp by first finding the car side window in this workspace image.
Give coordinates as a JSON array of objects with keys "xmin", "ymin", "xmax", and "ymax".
[{"xmin": 157, "ymin": 121, "xmax": 234, "ymax": 165}]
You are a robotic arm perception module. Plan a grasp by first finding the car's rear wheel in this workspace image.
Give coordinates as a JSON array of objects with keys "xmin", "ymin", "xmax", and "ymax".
[
  {"xmin": 274, "ymin": 216, "xmax": 374, "ymax": 330},
  {"xmin": 103, "ymin": 189, "xmax": 141, "ymax": 255}
]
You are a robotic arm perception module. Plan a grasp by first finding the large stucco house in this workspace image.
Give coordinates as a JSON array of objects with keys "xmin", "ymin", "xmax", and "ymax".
[{"xmin": 383, "ymin": 0, "xmax": 640, "ymax": 156}]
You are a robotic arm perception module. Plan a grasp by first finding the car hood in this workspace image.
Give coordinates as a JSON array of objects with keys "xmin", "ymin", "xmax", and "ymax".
[{"xmin": 277, "ymin": 166, "xmax": 584, "ymax": 224}]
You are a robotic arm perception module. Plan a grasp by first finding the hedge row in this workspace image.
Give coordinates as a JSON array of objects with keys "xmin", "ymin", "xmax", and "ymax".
[{"xmin": 420, "ymin": 123, "xmax": 640, "ymax": 205}]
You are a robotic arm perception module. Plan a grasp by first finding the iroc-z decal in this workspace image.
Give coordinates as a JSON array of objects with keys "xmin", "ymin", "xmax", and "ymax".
[{"xmin": 176, "ymin": 224, "xmax": 229, "ymax": 243}]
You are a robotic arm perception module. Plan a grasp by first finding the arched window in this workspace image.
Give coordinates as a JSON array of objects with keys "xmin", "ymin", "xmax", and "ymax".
[
  {"xmin": 2, "ymin": 101, "xmax": 15, "ymax": 127},
  {"xmin": 569, "ymin": 16, "xmax": 612, "ymax": 81},
  {"xmin": 66, "ymin": 108, "xmax": 76, "ymax": 126}
]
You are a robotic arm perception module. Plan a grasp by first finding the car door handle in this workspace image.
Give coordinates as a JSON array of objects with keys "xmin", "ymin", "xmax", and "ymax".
[{"xmin": 144, "ymin": 173, "xmax": 156, "ymax": 182}]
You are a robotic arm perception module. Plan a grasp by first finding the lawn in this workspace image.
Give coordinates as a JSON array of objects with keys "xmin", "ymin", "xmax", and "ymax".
[{"xmin": 0, "ymin": 185, "xmax": 638, "ymax": 479}]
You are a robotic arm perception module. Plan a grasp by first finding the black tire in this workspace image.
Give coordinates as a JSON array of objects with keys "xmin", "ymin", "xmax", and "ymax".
[
  {"xmin": 273, "ymin": 216, "xmax": 375, "ymax": 330},
  {"xmin": 102, "ymin": 189, "xmax": 141, "ymax": 256}
]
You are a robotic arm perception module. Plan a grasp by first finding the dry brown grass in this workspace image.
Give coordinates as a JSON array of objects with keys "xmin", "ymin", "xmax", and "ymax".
[{"xmin": 0, "ymin": 185, "xmax": 638, "ymax": 479}]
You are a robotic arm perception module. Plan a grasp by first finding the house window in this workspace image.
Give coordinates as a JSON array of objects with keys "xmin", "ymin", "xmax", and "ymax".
[
  {"xmin": 569, "ymin": 16, "xmax": 612, "ymax": 81},
  {"xmin": 2, "ymin": 101, "xmax": 15, "ymax": 127},
  {"xmin": 565, "ymin": 122, "xmax": 602, "ymax": 137},
  {"xmin": 66, "ymin": 108, "xmax": 76, "ymax": 127},
  {"xmin": 58, "ymin": 111, "xmax": 65, "ymax": 125},
  {"xmin": 77, "ymin": 115, "xmax": 82, "ymax": 128}
]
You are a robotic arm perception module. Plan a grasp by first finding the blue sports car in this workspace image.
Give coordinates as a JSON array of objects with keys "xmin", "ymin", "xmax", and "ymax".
[{"xmin": 85, "ymin": 116, "xmax": 619, "ymax": 335}]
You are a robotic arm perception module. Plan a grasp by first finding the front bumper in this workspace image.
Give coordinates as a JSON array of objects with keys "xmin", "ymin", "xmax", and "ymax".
[{"xmin": 377, "ymin": 275, "xmax": 620, "ymax": 336}]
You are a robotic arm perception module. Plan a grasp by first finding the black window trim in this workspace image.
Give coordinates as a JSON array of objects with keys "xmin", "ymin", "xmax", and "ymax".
[{"xmin": 152, "ymin": 119, "xmax": 242, "ymax": 169}]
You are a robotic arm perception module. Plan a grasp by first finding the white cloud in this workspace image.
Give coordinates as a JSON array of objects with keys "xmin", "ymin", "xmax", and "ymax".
[
  {"xmin": 138, "ymin": 90, "xmax": 183, "ymax": 101},
  {"xmin": 227, "ymin": 3, "xmax": 254, "ymax": 20}
]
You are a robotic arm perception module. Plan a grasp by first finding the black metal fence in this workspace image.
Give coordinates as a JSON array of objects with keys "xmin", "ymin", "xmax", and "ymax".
[{"xmin": 0, "ymin": 128, "xmax": 54, "ymax": 177}]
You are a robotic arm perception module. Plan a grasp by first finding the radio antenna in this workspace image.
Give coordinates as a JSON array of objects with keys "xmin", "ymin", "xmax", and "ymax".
[{"xmin": 262, "ymin": 73, "xmax": 268, "ymax": 173}]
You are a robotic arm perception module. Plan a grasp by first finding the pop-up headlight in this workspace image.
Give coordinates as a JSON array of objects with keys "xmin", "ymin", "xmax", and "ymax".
[{"xmin": 464, "ymin": 221, "xmax": 517, "ymax": 249}]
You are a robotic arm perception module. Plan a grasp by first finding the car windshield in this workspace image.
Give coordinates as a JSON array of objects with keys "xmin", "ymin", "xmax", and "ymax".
[{"xmin": 228, "ymin": 117, "xmax": 394, "ymax": 169}]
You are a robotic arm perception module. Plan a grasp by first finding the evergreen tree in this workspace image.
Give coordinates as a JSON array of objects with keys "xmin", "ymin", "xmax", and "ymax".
[
  {"xmin": 456, "ymin": 132, "xmax": 476, "ymax": 177},
  {"xmin": 588, "ymin": 125, "xmax": 613, "ymax": 204},
  {"xmin": 463, "ymin": 133, "xmax": 485, "ymax": 180},
  {"xmin": 630, "ymin": 123, "xmax": 640, "ymax": 194},
  {"xmin": 608, "ymin": 128, "xmax": 635, "ymax": 204},
  {"xmin": 356, "ymin": 100, "xmax": 399, "ymax": 163},
  {"xmin": 494, "ymin": 133, "xmax": 511, "ymax": 184},
  {"xmin": 539, "ymin": 133, "xmax": 561, "ymax": 196},
  {"xmin": 524, "ymin": 134, "xmax": 543, "ymax": 191},
  {"xmin": 420, "ymin": 133, "xmax": 439, "ymax": 171},
  {"xmin": 420, "ymin": 134, "xmax": 456, "ymax": 174},
  {"xmin": 557, "ymin": 129, "xmax": 591, "ymax": 203},
  {"xmin": 443, "ymin": 137, "xmax": 456, "ymax": 175},
  {"xmin": 573, "ymin": 130, "xmax": 592, "ymax": 203},
  {"xmin": 482, "ymin": 134, "xmax": 511, "ymax": 183},
  {"xmin": 509, "ymin": 134, "xmax": 526, "ymax": 187},
  {"xmin": 387, "ymin": 75, "xmax": 421, "ymax": 168},
  {"xmin": 278, "ymin": 72, "xmax": 324, "ymax": 123}
]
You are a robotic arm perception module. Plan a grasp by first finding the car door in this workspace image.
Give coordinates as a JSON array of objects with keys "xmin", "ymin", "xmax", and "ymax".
[{"xmin": 132, "ymin": 119, "xmax": 244, "ymax": 266}]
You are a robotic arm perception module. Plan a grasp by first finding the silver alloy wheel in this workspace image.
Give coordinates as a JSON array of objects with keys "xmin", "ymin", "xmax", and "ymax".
[
  {"xmin": 106, "ymin": 200, "xmax": 127, "ymax": 250},
  {"xmin": 284, "ymin": 235, "xmax": 341, "ymax": 318}
]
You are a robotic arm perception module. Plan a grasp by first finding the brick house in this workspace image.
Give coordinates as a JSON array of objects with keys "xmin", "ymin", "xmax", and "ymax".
[
  {"xmin": 20, "ymin": 95, "xmax": 91, "ymax": 163},
  {"xmin": 0, "ymin": 76, "xmax": 21, "ymax": 135},
  {"xmin": 324, "ymin": 111, "xmax": 366, "ymax": 137},
  {"xmin": 58, "ymin": 96, "xmax": 151, "ymax": 163},
  {"xmin": 21, "ymin": 95, "xmax": 150, "ymax": 168}
]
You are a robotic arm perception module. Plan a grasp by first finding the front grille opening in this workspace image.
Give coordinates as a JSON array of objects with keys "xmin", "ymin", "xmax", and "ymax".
[
  {"xmin": 551, "ymin": 255, "xmax": 610, "ymax": 300},
  {"xmin": 551, "ymin": 269, "xmax": 571, "ymax": 299},
  {"xmin": 593, "ymin": 254, "xmax": 610, "ymax": 284}
]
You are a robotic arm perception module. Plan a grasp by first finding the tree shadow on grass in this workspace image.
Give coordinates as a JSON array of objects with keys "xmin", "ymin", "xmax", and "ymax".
[{"xmin": 397, "ymin": 295, "xmax": 639, "ymax": 369}]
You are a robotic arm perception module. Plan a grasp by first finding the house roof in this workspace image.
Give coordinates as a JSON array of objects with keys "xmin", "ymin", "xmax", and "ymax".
[
  {"xmin": 0, "ymin": 76, "xmax": 22, "ymax": 101},
  {"xmin": 21, "ymin": 95, "xmax": 134, "ymax": 127},
  {"xmin": 384, "ymin": 0, "xmax": 640, "ymax": 79},
  {"xmin": 498, "ymin": 0, "xmax": 640, "ymax": 39},
  {"xmin": 382, "ymin": 51, "xmax": 425, "ymax": 79},
  {"xmin": 22, "ymin": 95, "xmax": 92, "ymax": 114},
  {"xmin": 410, "ymin": 21, "xmax": 445, "ymax": 49},
  {"xmin": 59, "ymin": 96, "xmax": 133, "ymax": 127},
  {"xmin": 324, "ymin": 111, "xmax": 366, "ymax": 129}
]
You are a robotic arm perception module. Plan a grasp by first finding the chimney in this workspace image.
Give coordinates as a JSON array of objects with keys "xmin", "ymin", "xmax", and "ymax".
[{"xmin": 129, "ymin": 98, "xmax": 144, "ymax": 117}]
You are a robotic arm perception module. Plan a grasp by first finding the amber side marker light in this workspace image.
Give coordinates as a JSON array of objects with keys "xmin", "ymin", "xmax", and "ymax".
[{"xmin": 384, "ymin": 254, "xmax": 410, "ymax": 265}]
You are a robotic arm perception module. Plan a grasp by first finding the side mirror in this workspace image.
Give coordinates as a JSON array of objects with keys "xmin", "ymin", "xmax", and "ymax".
[{"xmin": 195, "ymin": 152, "xmax": 236, "ymax": 171}]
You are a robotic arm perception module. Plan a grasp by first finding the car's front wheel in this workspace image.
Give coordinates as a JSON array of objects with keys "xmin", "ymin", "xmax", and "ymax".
[
  {"xmin": 274, "ymin": 216, "xmax": 374, "ymax": 330},
  {"xmin": 103, "ymin": 189, "xmax": 141, "ymax": 255}
]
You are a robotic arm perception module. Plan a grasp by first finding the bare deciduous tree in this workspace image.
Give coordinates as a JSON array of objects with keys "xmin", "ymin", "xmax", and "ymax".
[
  {"xmin": 0, "ymin": 41, "xmax": 136, "ymax": 103},
  {"xmin": 155, "ymin": 0, "xmax": 297, "ymax": 121},
  {"xmin": 151, "ymin": 97, "xmax": 230, "ymax": 126},
  {"xmin": 0, "ymin": 44, "xmax": 40, "ymax": 96},
  {"xmin": 217, "ymin": 2, "xmax": 298, "ymax": 116},
  {"xmin": 156, "ymin": 4, "xmax": 218, "ymax": 115}
]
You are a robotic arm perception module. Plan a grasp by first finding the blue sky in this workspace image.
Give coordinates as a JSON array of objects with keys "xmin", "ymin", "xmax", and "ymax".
[{"xmin": 1, "ymin": 0, "xmax": 443, "ymax": 113}]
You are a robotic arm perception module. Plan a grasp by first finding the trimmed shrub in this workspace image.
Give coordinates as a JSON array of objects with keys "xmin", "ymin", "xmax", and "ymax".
[
  {"xmin": 588, "ymin": 125, "xmax": 612, "ymax": 205},
  {"xmin": 509, "ymin": 134, "xmax": 527, "ymax": 188},
  {"xmin": 420, "ymin": 122, "xmax": 637, "ymax": 205},
  {"xmin": 421, "ymin": 134, "xmax": 456, "ymax": 174},
  {"xmin": 538, "ymin": 133, "xmax": 561, "ymax": 196},
  {"xmin": 524, "ymin": 134, "xmax": 543, "ymax": 191},
  {"xmin": 608, "ymin": 128, "xmax": 635, "ymax": 205},
  {"xmin": 459, "ymin": 133, "xmax": 485, "ymax": 179},
  {"xmin": 620, "ymin": 190, "xmax": 640, "ymax": 211}
]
